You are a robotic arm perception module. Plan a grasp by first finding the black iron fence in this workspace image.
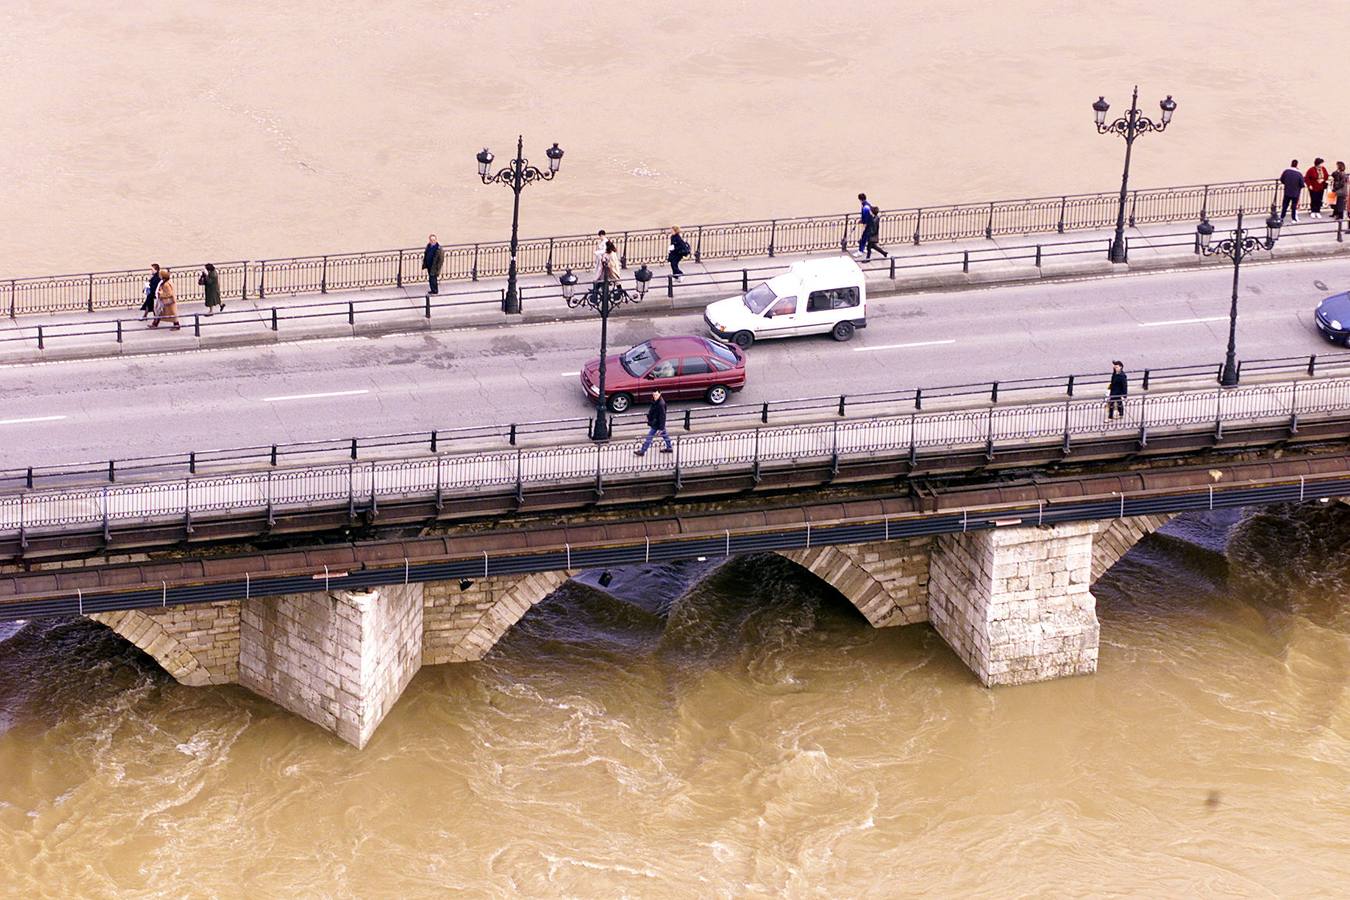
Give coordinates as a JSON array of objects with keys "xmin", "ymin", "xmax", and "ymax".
[
  {"xmin": 8, "ymin": 217, "xmax": 1346, "ymax": 358},
  {"xmin": 2, "ymin": 177, "xmax": 1284, "ymax": 317}
]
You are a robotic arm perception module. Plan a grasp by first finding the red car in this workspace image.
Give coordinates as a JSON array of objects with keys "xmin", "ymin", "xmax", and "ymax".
[{"xmin": 580, "ymin": 336, "xmax": 747, "ymax": 412}]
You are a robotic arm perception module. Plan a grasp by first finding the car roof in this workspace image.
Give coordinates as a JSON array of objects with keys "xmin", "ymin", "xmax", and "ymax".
[{"xmin": 644, "ymin": 335, "xmax": 717, "ymax": 356}]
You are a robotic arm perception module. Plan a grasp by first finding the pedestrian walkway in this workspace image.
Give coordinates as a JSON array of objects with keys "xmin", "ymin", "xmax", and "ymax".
[{"xmin": 2, "ymin": 214, "xmax": 1346, "ymax": 364}]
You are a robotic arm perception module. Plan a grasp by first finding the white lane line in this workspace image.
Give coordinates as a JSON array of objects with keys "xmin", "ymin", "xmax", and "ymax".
[
  {"xmin": 852, "ymin": 339, "xmax": 956, "ymax": 352},
  {"xmin": 260, "ymin": 389, "xmax": 370, "ymax": 403},
  {"xmin": 0, "ymin": 414, "xmax": 68, "ymax": 426},
  {"xmin": 559, "ymin": 371, "xmax": 580, "ymax": 377},
  {"xmin": 1138, "ymin": 316, "xmax": 1228, "ymax": 327}
]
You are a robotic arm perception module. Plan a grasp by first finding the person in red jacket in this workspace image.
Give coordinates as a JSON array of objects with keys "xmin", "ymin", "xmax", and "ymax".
[{"xmin": 1306, "ymin": 158, "xmax": 1331, "ymax": 218}]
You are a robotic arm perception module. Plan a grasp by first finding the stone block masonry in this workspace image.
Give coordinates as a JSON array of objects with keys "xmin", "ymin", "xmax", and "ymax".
[
  {"xmin": 81, "ymin": 515, "xmax": 1174, "ymax": 745},
  {"xmin": 89, "ymin": 601, "xmax": 240, "ymax": 686},
  {"xmin": 238, "ymin": 585, "xmax": 423, "ymax": 749},
  {"xmin": 927, "ymin": 523, "xmax": 1101, "ymax": 686}
]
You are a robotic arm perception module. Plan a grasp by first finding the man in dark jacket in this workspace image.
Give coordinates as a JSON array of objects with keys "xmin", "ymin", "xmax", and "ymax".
[
  {"xmin": 422, "ymin": 234, "xmax": 445, "ymax": 294},
  {"xmin": 1107, "ymin": 360, "xmax": 1128, "ymax": 420},
  {"xmin": 141, "ymin": 263, "xmax": 161, "ymax": 320},
  {"xmin": 635, "ymin": 390, "xmax": 673, "ymax": 456},
  {"xmin": 667, "ymin": 226, "xmax": 691, "ymax": 279},
  {"xmin": 1280, "ymin": 161, "xmax": 1304, "ymax": 222}
]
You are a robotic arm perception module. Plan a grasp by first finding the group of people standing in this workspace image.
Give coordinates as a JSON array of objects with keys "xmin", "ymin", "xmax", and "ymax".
[
  {"xmin": 1279, "ymin": 159, "xmax": 1347, "ymax": 221},
  {"xmin": 140, "ymin": 263, "xmax": 223, "ymax": 329}
]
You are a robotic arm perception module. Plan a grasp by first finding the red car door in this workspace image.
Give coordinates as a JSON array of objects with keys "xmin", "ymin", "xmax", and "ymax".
[{"xmin": 678, "ymin": 356, "xmax": 717, "ymax": 400}]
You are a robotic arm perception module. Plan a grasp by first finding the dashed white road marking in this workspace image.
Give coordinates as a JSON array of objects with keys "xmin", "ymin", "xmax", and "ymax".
[
  {"xmin": 260, "ymin": 389, "xmax": 370, "ymax": 402},
  {"xmin": 852, "ymin": 339, "xmax": 956, "ymax": 352},
  {"xmin": 559, "ymin": 371, "xmax": 580, "ymax": 377},
  {"xmin": 1137, "ymin": 316, "xmax": 1227, "ymax": 327},
  {"xmin": 0, "ymin": 414, "xmax": 67, "ymax": 426}
]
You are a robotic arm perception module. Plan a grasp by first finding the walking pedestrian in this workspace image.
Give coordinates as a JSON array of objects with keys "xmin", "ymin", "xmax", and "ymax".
[
  {"xmin": 863, "ymin": 206, "xmax": 888, "ymax": 260},
  {"xmin": 1106, "ymin": 360, "xmax": 1128, "ymax": 420},
  {"xmin": 1332, "ymin": 161, "xmax": 1347, "ymax": 221},
  {"xmin": 634, "ymin": 390, "xmax": 673, "ymax": 456},
  {"xmin": 592, "ymin": 229, "xmax": 609, "ymax": 283},
  {"xmin": 1306, "ymin": 158, "xmax": 1331, "ymax": 218},
  {"xmin": 601, "ymin": 240, "xmax": 622, "ymax": 284},
  {"xmin": 198, "ymin": 263, "xmax": 223, "ymax": 314},
  {"xmin": 1280, "ymin": 160, "xmax": 1304, "ymax": 221},
  {"xmin": 141, "ymin": 263, "xmax": 161, "ymax": 320},
  {"xmin": 150, "ymin": 268, "xmax": 180, "ymax": 330},
  {"xmin": 852, "ymin": 193, "xmax": 874, "ymax": 258},
  {"xmin": 422, "ymin": 233, "xmax": 444, "ymax": 295},
  {"xmin": 667, "ymin": 226, "xmax": 691, "ymax": 279}
]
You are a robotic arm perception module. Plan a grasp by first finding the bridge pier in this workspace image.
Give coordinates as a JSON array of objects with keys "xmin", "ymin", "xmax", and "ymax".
[
  {"xmin": 928, "ymin": 523, "xmax": 1101, "ymax": 686},
  {"xmin": 238, "ymin": 585, "xmax": 424, "ymax": 749}
]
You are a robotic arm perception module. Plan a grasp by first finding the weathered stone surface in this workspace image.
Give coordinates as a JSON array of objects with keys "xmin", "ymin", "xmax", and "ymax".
[
  {"xmin": 928, "ymin": 523, "xmax": 1102, "ymax": 687},
  {"xmin": 238, "ymin": 585, "xmax": 423, "ymax": 749},
  {"xmin": 778, "ymin": 539, "xmax": 932, "ymax": 627},
  {"xmin": 422, "ymin": 571, "xmax": 573, "ymax": 664},
  {"xmin": 1092, "ymin": 514, "xmax": 1176, "ymax": 583},
  {"xmin": 88, "ymin": 601, "xmax": 240, "ymax": 686}
]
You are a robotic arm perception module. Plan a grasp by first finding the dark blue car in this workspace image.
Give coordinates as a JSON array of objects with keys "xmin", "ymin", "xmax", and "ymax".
[{"xmin": 1314, "ymin": 292, "xmax": 1350, "ymax": 345}]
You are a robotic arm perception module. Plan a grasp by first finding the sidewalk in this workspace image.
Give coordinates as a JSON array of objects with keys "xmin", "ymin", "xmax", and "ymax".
[{"xmin": 3, "ymin": 215, "xmax": 1346, "ymax": 364}]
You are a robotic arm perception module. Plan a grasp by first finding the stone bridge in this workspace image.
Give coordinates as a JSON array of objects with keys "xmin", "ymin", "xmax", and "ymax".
[{"xmin": 80, "ymin": 513, "xmax": 1172, "ymax": 747}]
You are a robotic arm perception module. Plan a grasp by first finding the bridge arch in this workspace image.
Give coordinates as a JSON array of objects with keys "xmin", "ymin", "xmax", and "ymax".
[
  {"xmin": 87, "ymin": 601, "xmax": 239, "ymax": 686},
  {"xmin": 1091, "ymin": 514, "xmax": 1177, "ymax": 583},
  {"xmin": 422, "ymin": 570, "xmax": 575, "ymax": 664},
  {"xmin": 775, "ymin": 539, "xmax": 933, "ymax": 628}
]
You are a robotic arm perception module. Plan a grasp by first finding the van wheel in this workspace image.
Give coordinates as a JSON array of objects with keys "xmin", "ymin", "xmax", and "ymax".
[
  {"xmin": 706, "ymin": 385, "xmax": 729, "ymax": 405},
  {"xmin": 831, "ymin": 321, "xmax": 856, "ymax": 342},
  {"xmin": 732, "ymin": 331, "xmax": 755, "ymax": 349},
  {"xmin": 607, "ymin": 393, "xmax": 632, "ymax": 413}
]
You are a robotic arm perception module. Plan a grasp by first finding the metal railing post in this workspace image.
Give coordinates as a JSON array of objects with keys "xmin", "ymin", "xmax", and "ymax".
[
  {"xmin": 694, "ymin": 226, "xmax": 704, "ymax": 263},
  {"xmin": 470, "ymin": 244, "xmax": 479, "ymax": 282},
  {"xmin": 1199, "ymin": 184, "xmax": 1210, "ymax": 220},
  {"xmin": 962, "ymin": 250, "xmax": 969, "ymax": 273},
  {"xmin": 742, "ymin": 269, "xmax": 749, "ymax": 292},
  {"xmin": 1128, "ymin": 190, "xmax": 1138, "ymax": 227},
  {"xmin": 87, "ymin": 274, "xmax": 94, "ymax": 312},
  {"xmin": 321, "ymin": 256, "xmax": 328, "ymax": 293},
  {"xmin": 620, "ymin": 232, "xmax": 629, "ymax": 269},
  {"xmin": 396, "ymin": 251, "xmax": 404, "ymax": 287},
  {"xmin": 8, "ymin": 280, "xmax": 15, "ymax": 318},
  {"xmin": 984, "ymin": 202, "xmax": 994, "ymax": 239},
  {"xmin": 37, "ymin": 325, "xmax": 43, "ymax": 350},
  {"xmin": 193, "ymin": 314, "xmax": 201, "ymax": 337},
  {"xmin": 116, "ymin": 320, "xmax": 123, "ymax": 344},
  {"xmin": 1056, "ymin": 196, "xmax": 1066, "ymax": 234},
  {"xmin": 258, "ymin": 260, "xmax": 266, "ymax": 299},
  {"xmin": 768, "ymin": 220, "xmax": 777, "ymax": 257},
  {"xmin": 546, "ymin": 237, "xmax": 555, "ymax": 275},
  {"xmin": 271, "ymin": 308, "xmax": 278, "ymax": 331},
  {"xmin": 348, "ymin": 301, "xmax": 355, "ymax": 325},
  {"xmin": 913, "ymin": 209, "xmax": 923, "ymax": 246}
]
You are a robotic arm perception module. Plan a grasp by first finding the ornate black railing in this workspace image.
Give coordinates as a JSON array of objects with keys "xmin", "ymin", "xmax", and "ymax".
[{"xmin": 2, "ymin": 177, "xmax": 1283, "ymax": 317}]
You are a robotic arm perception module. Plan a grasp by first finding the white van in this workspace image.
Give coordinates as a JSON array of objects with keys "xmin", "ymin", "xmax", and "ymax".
[{"xmin": 702, "ymin": 257, "xmax": 867, "ymax": 348}]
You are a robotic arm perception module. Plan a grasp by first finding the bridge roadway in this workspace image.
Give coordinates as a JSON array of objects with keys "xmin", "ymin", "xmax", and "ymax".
[{"xmin": 1, "ymin": 254, "xmax": 1347, "ymax": 471}]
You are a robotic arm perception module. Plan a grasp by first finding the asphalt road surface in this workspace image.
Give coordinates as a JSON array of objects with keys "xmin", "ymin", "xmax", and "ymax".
[{"xmin": 1, "ymin": 255, "xmax": 1346, "ymax": 469}]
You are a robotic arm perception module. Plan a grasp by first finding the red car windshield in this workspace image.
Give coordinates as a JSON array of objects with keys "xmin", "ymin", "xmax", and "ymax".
[{"xmin": 620, "ymin": 342, "xmax": 658, "ymax": 376}]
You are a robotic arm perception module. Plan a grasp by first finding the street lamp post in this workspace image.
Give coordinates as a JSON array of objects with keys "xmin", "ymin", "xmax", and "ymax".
[
  {"xmin": 1196, "ymin": 206, "xmax": 1283, "ymax": 387},
  {"xmin": 1094, "ymin": 87, "xmax": 1177, "ymax": 264},
  {"xmin": 560, "ymin": 265, "xmax": 653, "ymax": 441},
  {"xmin": 476, "ymin": 136, "xmax": 565, "ymax": 314}
]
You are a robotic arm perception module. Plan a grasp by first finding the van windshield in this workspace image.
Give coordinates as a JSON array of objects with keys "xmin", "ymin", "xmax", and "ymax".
[{"xmin": 742, "ymin": 282, "xmax": 777, "ymax": 314}]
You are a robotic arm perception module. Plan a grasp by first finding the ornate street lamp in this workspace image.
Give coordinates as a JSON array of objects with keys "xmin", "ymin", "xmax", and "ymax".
[
  {"xmin": 1094, "ymin": 87, "xmax": 1176, "ymax": 264},
  {"xmin": 561, "ymin": 264, "xmax": 653, "ymax": 441},
  {"xmin": 476, "ymin": 136, "xmax": 565, "ymax": 314},
  {"xmin": 1196, "ymin": 206, "xmax": 1282, "ymax": 386}
]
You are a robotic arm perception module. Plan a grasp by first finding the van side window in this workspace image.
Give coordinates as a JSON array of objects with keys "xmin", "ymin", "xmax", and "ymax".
[
  {"xmin": 832, "ymin": 287, "xmax": 860, "ymax": 309},
  {"xmin": 807, "ymin": 290, "xmax": 833, "ymax": 312}
]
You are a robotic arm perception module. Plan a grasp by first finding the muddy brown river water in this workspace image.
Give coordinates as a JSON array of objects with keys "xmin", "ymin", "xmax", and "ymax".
[{"xmin": 1, "ymin": 1, "xmax": 1348, "ymax": 896}]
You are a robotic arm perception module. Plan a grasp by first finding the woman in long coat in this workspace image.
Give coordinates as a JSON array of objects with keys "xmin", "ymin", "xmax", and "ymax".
[
  {"xmin": 200, "ymin": 263, "xmax": 223, "ymax": 313},
  {"xmin": 151, "ymin": 268, "xmax": 181, "ymax": 330}
]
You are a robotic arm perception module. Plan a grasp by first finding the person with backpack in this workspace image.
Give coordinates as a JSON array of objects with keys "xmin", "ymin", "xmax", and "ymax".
[
  {"xmin": 853, "ymin": 193, "xmax": 874, "ymax": 258},
  {"xmin": 422, "ymin": 234, "xmax": 445, "ymax": 294},
  {"xmin": 667, "ymin": 226, "xmax": 691, "ymax": 279},
  {"xmin": 863, "ymin": 207, "xmax": 888, "ymax": 260}
]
